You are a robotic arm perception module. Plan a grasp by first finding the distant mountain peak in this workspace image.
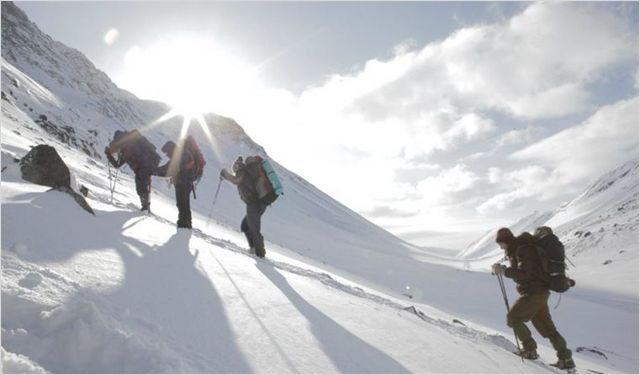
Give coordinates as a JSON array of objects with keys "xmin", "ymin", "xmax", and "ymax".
[
  {"xmin": 581, "ymin": 159, "xmax": 639, "ymax": 199},
  {"xmin": 458, "ymin": 159, "xmax": 639, "ymax": 260}
]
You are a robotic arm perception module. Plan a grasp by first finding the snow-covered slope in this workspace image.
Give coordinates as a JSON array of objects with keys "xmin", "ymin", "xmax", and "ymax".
[
  {"xmin": 2, "ymin": 157, "xmax": 583, "ymax": 373},
  {"xmin": 457, "ymin": 160, "xmax": 639, "ymax": 295},
  {"xmin": 0, "ymin": 0, "xmax": 422, "ymax": 296},
  {"xmin": 2, "ymin": 2, "xmax": 637, "ymax": 373}
]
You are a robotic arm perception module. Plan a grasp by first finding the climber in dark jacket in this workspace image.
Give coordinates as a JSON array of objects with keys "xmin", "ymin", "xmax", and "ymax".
[
  {"xmin": 220, "ymin": 157, "xmax": 268, "ymax": 258},
  {"xmin": 154, "ymin": 140, "xmax": 196, "ymax": 229},
  {"xmin": 105, "ymin": 130, "xmax": 160, "ymax": 211},
  {"xmin": 492, "ymin": 228, "xmax": 575, "ymax": 370}
]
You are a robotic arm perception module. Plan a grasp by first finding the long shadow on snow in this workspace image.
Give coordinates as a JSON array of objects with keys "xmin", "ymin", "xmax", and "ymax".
[
  {"xmin": 2, "ymin": 190, "xmax": 252, "ymax": 372},
  {"xmin": 106, "ymin": 229, "xmax": 252, "ymax": 373},
  {"xmin": 256, "ymin": 261, "xmax": 410, "ymax": 374},
  {"xmin": 1, "ymin": 190, "xmax": 147, "ymax": 263}
]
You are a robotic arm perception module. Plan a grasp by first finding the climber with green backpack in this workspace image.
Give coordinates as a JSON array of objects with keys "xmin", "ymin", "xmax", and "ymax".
[{"xmin": 220, "ymin": 155, "xmax": 283, "ymax": 258}]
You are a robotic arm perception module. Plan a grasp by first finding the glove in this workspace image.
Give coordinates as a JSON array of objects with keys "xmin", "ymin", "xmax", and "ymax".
[
  {"xmin": 220, "ymin": 169, "xmax": 229, "ymax": 180},
  {"xmin": 104, "ymin": 146, "xmax": 111, "ymax": 155},
  {"xmin": 492, "ymin": 263, "xmax": 506, "ymax": 275}
]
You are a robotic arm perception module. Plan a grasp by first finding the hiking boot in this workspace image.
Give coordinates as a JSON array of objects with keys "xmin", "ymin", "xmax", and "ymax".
[
  {"xmin": 139, "ymin": 192, "xmax": 152, "ymax": 212},
  {"xmin": 551, "ymin": 358, "xmax": 575, "ymax": 370},
  {"xmin": 249, "ymin": 247, "xmax": 256, "ymax": 255},
  {"xmin": 516, "ymin": 348, "xmax": 539, "ymax": 360}
]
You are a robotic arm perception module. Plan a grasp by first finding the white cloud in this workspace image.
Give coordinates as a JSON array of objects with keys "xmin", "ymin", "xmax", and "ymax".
[
  {"xmin": 487, "ymin": 167, "xmax": 502, "ymax": 184},
  {"xmin": 513, "ymin": 97, "xmax": 638, "ymax": 184},
  {"xmin": 261, "ymin": 2, "xmax": 636, "ymax": 169},
  {"xmin": 495, "ymin": 126, "xmax": 541, "ymax": 148},
  {"xmin": 478, "ymin": 97, "xmax": 639, "ymax": 214},
  {"xmin": 394, "ymin": 164, "xmax": 440, "ymax": 186},
  {"xmin": 508, "ymin": 83, "xmax": 591, "ymax": 119},
  {"xmin": 230, "ymin": 2, "xmax": 637, "ymax": 248},
  {"xmin": 393, "ymin": 39, "xmax": 418, "ymax": 56},
  {"xmin": 445, "ymin": 113, "xmax": 496, "ymax": 146},
  {"xmin": 477, "ymin": 165, "xmax": 550, "ymax": 213},
  {"xmin": 417, "ymin": 164, "xmax": 481, "ymax": 204}
]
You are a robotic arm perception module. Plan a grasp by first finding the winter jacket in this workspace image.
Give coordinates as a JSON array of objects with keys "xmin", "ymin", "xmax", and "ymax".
[
  {"xmin": 107, "ymin": 131, "xmax": 160, "ymax": 172},
  {"xmin": 222, "ymin": 166, "xmax": 258, "ymax": 204},
  {"xmin": 155, "ymin": 146, "xmax": 196, "ymax": 185},
  {"xmin": 504, "ymin": 233, "xmax": 549, "ymax": 296}
]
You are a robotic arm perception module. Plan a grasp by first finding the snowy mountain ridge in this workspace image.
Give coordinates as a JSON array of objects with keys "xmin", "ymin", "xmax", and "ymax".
[{"xmin": 1, "ymin": 1, "xmax": 163, "ymax": 127}]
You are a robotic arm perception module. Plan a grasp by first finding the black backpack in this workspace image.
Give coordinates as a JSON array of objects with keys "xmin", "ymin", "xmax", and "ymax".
[
  {"xmin": 111, "ymin": 130, "xmax": 160, "ymax": 169},
  {"xmin": 127, "ymin": 130, "xmax": 160, "ymax": 168},
  {"xmin": 534, "ymin": 234, "xmax": 575, "ymax": 293}
]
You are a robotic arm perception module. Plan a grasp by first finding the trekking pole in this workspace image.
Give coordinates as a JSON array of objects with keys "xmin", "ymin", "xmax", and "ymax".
[
  {"xmin": 495, "ymin": 271, "xmax": 524, "ymax": 362},
  {"xmin": 108, "ymin": 163, "xmax": 118, "ymax": 203},
  {"xmin": 565, "ymin": 255, "xmax": 576, "ymax": 268},
  {"xmin": 206, "ymin": 177, "xmax": 223, "ymax": 226}
]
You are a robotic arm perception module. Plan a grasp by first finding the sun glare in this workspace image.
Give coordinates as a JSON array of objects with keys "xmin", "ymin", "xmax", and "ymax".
[
  {"xmin": 120, "ymin": 36, "xmax": 260, "ymax": 119},
  {"xmin": 115, "ymin": 36, "xmax": 258, "ymax": 167}
]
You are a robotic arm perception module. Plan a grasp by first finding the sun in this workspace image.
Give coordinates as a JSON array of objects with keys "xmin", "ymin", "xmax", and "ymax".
[
  {"xmin": 118, "ymin": 36, "xmax": 260, "ymax": 120},
  {"xmin": 115, "ymin": 36, "xmax": 260, "ymax": 165}
]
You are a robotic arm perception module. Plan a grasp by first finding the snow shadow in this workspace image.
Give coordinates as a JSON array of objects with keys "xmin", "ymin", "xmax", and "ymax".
[
  {"xmin": 1, "ymin": 190, "xmax": 145, "ymax": 263},
  {"xmin": 105, "ymin": 229, "xmax": 253, "ymax": 373},
  {"xmin": 2, "ymin": 190, "xmax": 253, "ymax": 372},
  {"xmin": 256, "ymin": 261, "xmax": 410, "ymax": 374}
]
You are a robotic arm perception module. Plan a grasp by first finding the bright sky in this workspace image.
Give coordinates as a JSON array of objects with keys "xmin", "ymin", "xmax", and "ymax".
[{"xmin": 18, "ymin": 1, "xmax": 639, "ymax": 250}]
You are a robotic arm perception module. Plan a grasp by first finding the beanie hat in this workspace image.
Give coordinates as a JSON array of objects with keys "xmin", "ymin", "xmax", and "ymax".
[
  {"xmin": 161, "ymin": 141, "xmax": 176, "ymax": 154},
  {"xmin": 495, "ymin": 227, "xmax": 515, "ymax": 243},
  {"xmin": 232, "ymin": 156, "xmax": 244, "ymax": 172}
]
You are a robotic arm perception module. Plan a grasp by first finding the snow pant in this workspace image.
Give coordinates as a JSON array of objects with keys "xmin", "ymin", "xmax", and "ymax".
[
  {"xmin": 241, "ymin": 201, "xmax": 267, "ymax": 257},
  {"xmin": 507, "ymin": 291, "xmax": 572, "ymax": 360},
  {"xmin": 175, "ymin": 182, "xmax": 192, "ymax": 228},
  {"xmin": 134, "ymin": 168, "xmax": 152, "ymax": 209}
]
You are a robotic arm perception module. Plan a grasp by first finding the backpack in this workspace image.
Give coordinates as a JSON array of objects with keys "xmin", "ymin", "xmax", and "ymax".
[
  {"xmin": 244, "ymin": 155, "xmax": 283, "ymax": 205},
  {"xmin": 184, "ymin": 135, "xmax": 206, "ymax": 182},
  {"xmin": 534, "ymin": 234, "xmax": 575, "ymax": 293},
  {"xmin": 113, "ymin": 130, "xmax": 161, "ymax": 169}
]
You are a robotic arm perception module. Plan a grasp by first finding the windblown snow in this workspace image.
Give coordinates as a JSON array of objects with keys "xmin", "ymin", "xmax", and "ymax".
[{"xmin": 1, "ymin": 2, "xmax": 637, "ymax": 373}]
